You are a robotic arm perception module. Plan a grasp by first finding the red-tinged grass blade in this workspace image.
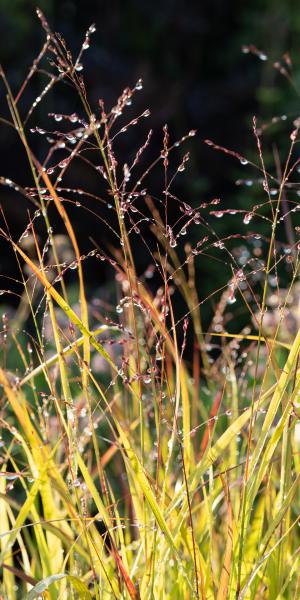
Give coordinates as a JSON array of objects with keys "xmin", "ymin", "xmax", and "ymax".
[
  {"xmin": 2, "ymin": 563, "xmax": 37, "ymax": 586},
  {"xmin": 111, "ymin": 549, "xmax": 140, "ymax": 600}
]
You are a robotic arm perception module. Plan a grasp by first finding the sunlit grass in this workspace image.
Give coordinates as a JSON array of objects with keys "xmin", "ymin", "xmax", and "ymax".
[{"xmin": 0, "ymin": 9, "xmax": 299, "ymax": 599}]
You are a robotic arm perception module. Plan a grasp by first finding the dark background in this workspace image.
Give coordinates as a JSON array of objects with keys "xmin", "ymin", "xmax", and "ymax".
[{"xmin": 0, "ymin": 0, "xmax": 299, "ymax": 310}]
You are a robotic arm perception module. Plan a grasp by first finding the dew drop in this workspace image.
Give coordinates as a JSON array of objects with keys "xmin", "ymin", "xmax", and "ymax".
[
  {"xmin": 214, "ymin": 240, "xmax": 225, "ymax": 249},
  {"xmin": 135, "ymin": 79, "xmax": 143, "ymax": 91},
  {"xmin": 243, "ymin": 213, "xmax": 253, "ymax": 225},
  {"xmin": 5, "ymin": 474, "xmax": 19, "ymax": 481},
  {"xmin": 59, "ymin": 159, "xmax": 68, "ymax": 168}
]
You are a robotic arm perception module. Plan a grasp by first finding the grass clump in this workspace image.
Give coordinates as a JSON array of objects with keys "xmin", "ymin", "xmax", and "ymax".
[{"xmin": 0, "ymin": 11, "xmax": 299, "ymax": 600}]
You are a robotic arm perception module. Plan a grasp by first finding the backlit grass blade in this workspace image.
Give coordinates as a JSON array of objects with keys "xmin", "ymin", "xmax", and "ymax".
[
  {"xmin": 0, "ymin": 467, "xmax": 16, "ymax": 600},
  {"xmin": 26, "ymin": 573, "xmax": 92, "ymax": 600},
  {"xmin": 4, "ymin": 237, "xmax": 117, "ymax": 371},
  {"xmin": 217, "ymin": 476, "xmax": 233, "ymax": 600},
  {"xmin": 32, "ymin": 156, "xmax": 91, "ymax": 392},
  {"xmin": 77, "ymin": 453, "xmax": 139, "ymax": 599},
  {"xmin": 248, "ymin": 327, "xmax": 300, "ymax": 480},
  {"xmin": 0, "ymin": 475, "xmax": 42, "ymax": 566},
  {"xmin": 169, "ymin": 381, "xmax": 277, "ymax": 519},
  {"xmin": 20, "ymin": 325, "xmax": 119, "ymax": 387}
]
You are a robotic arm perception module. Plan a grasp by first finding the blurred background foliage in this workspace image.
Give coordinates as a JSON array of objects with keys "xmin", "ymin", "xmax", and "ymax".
[{"xmin": 0, "ymin": 0, "xmax": 299, "ymax": 313}]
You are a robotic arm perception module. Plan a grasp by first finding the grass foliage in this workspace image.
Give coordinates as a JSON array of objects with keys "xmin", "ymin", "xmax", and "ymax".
[{"xmin": 0, "ymin": 11, "xmax": 299, "ymax": 599}]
